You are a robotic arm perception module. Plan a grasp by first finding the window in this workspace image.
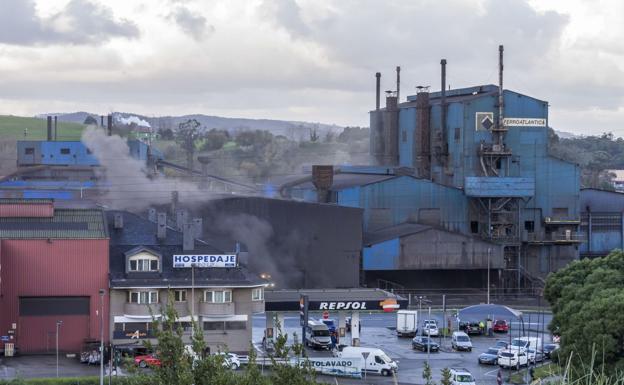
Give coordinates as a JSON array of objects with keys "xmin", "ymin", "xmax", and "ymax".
[
  {"xmin": 60, "ymin": 148, "xmax": 70, "ymax": 154},
  {"xmin": 203, "ymin": 321, "xmax": 225, "ymax": 331},
  {"xmin": 524, "ymin": 221, "xmax": 535, "ymax": 233},
  {"xmin": 204, "ymin": 290, "xmax": 232, "ymax": 303},
  {"xmin": 375, "ymin": 356, "xmax": 384, "ymax": 364},
  {"xmin": 252, "ymin": 288, "xmax": 264, "ymax": 301},
  {"xmin": 25, "ymin": 147, "xmax": 35, "ymax": 155},
  {"xmin": 225, "ymin": 321, "xmax": 246, "ymax": 330},
  {"xmin": 175, "ymin": 322, "xmax": 192, "ymax": 332},
  {"xmin": 174, "ymin": 290, "xmax": 187, "ymax": 302},
  {"xmin": 128, "ymin": 291, "xmax": 159, "ymax": 304},
  {"xmin": 470, "ymin": 221, "xmax": 479, "ymax": 234},
  {"xmin": 128, "ymin": 254, "xmax": 159, "ymax": 272}
]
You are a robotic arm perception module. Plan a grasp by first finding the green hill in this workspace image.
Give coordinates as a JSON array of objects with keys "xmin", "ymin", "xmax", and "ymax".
[{"xmin": 0, "ymin": 115, "xmax": 86, "ymax": 141}]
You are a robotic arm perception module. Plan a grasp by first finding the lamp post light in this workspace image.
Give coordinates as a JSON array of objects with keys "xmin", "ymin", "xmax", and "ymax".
[
  {"xmin": 99, "ymin": 289, "xmax": 105, "ymax": 385},
  {"xmin": 56, "ymin": 320, "xmax": 63, "ymax": 377},
  {"xmin": 487, "ymin": 247, "xmax": 491, "ymax": 305},
  {"xmin": 191, "ymin": 264, "xmax": 196, "ymax": 337}
]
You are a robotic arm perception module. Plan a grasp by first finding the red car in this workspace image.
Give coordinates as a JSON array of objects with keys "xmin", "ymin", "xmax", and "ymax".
[
  {"xmin": 492, "ymin": 319, "xmax": 509, "ymax": 332},
  {"xmin": 134, "ymin": 354, "xmax": 161, "ymax": 368}
]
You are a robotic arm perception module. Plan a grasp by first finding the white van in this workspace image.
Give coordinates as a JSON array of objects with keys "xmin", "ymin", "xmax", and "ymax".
[
  {"xmin": 449, "ymin": 367, "xmax": 476, "ymax": 385},
  {"xmin": 498, "ymin": 349, "xmax": 528, "ymax": 370},
  {"xmin": 305, "ymin": 320, "xmax": 332, "ymax": 350},
  {"xmin": 511, "ymin": 337, "xmax": 542, "ymax": 352},
  {"xmin": 451, "ymin": 331, "xmax": 472, "ymax": 352},
  {"xmin": 396, "ymin": 310, "xmax": 418, "ymax": 337},
  {"xmin": 339, "ymin": 347, "xmax": 398, "ymax": 377}
]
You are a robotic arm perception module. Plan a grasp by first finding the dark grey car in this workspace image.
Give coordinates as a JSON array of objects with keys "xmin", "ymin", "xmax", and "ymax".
[{"xmin": 478, "ymin": 348, "xmax": 500, "ymax": 365}]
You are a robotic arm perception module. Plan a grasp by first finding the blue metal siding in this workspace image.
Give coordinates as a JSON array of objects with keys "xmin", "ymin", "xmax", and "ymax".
[
  {"xmin": 398, "ymin": 107, "xmax": 416, "ymax": 168},
  {"xmin": 337, "ymin": 187, "xmax": 361, "ymax": 208},
  {"xmin": 40, "ymin": 141, "xmax": 99, "ymax": 166},
  {"xmin": 362, "ymin": 238, "xmax": 399, "ymax": 270},
  {"xmin": 23, "ymin": 190, "xmax": 74, "ymax": 200},
  {"xmin": 465, "ymin": 177, "xmax": 535, "ymax": 197}
]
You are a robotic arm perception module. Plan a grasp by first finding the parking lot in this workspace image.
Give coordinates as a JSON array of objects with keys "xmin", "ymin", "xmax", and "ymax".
[
  {"xmin": 0, "ymin": 310, "xmax": 553, "ymax": 384},
  {"xmin": 252, "ymin": 310, "xmax": 554, "ymax": 384}
]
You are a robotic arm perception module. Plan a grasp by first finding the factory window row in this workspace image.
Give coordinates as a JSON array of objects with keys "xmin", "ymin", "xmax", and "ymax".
[{"xmin": 203, "ymin": 321, "xmax": 247, "ymax": 331}]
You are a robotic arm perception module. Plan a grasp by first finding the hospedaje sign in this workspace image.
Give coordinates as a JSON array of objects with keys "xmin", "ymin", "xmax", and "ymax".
[{"xmin": 173, "ymin": 254, "xmax": 237, "ymax": 268}]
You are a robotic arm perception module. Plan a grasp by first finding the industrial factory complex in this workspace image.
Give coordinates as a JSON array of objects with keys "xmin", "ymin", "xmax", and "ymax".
[{"xmin": 2, "ymin": 46, "xmax": 624, "ymax": 357}]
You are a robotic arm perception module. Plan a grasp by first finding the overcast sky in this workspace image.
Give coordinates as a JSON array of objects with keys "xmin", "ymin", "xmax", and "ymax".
[{"xmin": 0, "ymin": 0, "xmax": 622, "ymax": 135}]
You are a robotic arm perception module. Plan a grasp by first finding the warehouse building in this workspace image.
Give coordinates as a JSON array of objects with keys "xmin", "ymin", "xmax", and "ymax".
[
  {"xmin": 106, "ymin": 210, "xmax": 265, "ymax": 354},
  {"xmin": 0, "ymin": 199, "xmax": 109, "ymax": 354},
  {"xmin": 281, "ymin": 49, "xmax": 581, "ymax": 291},
  {"xmin": 579, "ymin": 188, "xmax": 624, "ymax": 259}
]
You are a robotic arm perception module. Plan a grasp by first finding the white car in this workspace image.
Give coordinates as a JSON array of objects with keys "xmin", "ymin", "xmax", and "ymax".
[
  {"xmin": 215, "ymin": 352, "xmax": 241, "ymax": 370},
  {"xmin": 498, "ymin": 349, "xmax": 528, "ymax": 370},
  {"xmin": 423, "ymin": 323, "xmax": 439, "ymax": 337},
  {"xmin": 449, "ymin": 367, "xmax": 476, "ymax": 385}
]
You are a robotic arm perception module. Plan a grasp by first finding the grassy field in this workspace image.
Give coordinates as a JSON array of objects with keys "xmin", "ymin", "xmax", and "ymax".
[
  {"xmin": 0, "ymin": 115, "xmax": 86, "ymax": 141},
  {"xmin": 510, "ymin": 363, "xmax": 562, "ymax": 383}
]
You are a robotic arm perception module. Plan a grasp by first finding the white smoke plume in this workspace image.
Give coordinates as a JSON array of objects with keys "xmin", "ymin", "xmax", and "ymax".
[
  {"xmin": 116, "ymin": 114, "xmax": 151, "ymax": 128},
  {"xmin": 81, "ymin": 127, "xmax": 203, "ymax": 210}
]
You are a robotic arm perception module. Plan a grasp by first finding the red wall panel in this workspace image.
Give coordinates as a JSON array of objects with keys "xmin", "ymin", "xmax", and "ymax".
[
  {"xmin": 0, "ymin": 239, "xmax": 109, "ymax": 353},
  {"xmin": 0, "ymin": 203, "xmax": 54, "ymax": 217},
  {"xmin": 18, "ymin": 315, "xmax": 90, "ymax": 353}
]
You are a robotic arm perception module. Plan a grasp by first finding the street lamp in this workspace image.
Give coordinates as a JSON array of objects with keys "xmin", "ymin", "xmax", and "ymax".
[
  {"xmin": 56, "ymin": 320, "xmax": 63, "ymax": 377},
  {"xmin": 487, "ymin": 247, "xmax": 491, "ymax": 305},
  {"xmin": 191, "ymin": 263, "xmax": 196, "ymax": 337},
  {"xmin": 99, "ymin": 289, "xmax": 105, "ymax": 385}
]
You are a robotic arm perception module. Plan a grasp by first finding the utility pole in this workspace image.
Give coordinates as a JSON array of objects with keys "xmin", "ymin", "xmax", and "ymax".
[
  {"xmin": 99, "ymin": 289, "xmax": 105, "ymax": 385},
  {"xmin": 191, "ymin": 264, "xmax": 196, "ymax": 337},
  {"xmin": 487, "ymin": 247, "xmax": 491, "ymax": 304},
  {"xmin": 56, "ymin": 320, "xmax": 63, "ymax": 377},
  {"xmin": 426, "ymin": 306, "xmax": 431, "ymax": 365}
]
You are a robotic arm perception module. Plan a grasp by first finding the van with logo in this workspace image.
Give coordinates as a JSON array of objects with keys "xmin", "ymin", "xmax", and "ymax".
[
  {"xmin": 338, "ymin": 347, "xmax": 398, "ymax": 376},
  {"xmin": 305, "ymin": 320, "xmax": 332, "ymax": 350}
]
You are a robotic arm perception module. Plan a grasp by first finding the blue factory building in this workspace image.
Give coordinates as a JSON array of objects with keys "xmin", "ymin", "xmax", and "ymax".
[
  {"xmin": 282, "ymin": 49, "xmax": 582, "ymax": 291},
  {"xmin": 580, "ymin": 188, "xmax": 624, "ymax": 258}
]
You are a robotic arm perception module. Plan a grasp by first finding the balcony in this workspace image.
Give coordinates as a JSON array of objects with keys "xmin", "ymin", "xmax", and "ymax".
[
  {"xmin": 544, "ymin": 217, "xmax": 581, "ymax": 226},
  {"xmin": 173, "ymin": 302, "xmax": 190, "ymax": 317},
  {"xmin": 526, "ymin": 231, "xmax": 586, "ymax": 244},
  {"xmin": 198, "ymin": 302, "xmax": 235, "ymax": 316},
  {"xmin": 124, "ymin": 302, "xmax": 162, "ymax": 316}
]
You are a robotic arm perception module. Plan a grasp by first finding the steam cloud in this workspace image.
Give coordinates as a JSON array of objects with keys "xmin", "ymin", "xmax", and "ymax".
[
  {"xmin": 81, "ymin": 126, "xmax": 203, "ymax": 210},
  {"xmin": 117, "ymin": 115, "xmax": 151, "ymax": 127}
]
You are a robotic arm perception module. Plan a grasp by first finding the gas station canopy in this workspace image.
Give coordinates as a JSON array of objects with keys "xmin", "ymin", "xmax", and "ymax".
[{"xmin": 265, "ymin": 288, "xmax": 408, "ymax": 312}]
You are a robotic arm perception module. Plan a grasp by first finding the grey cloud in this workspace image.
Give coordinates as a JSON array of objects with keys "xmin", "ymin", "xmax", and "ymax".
[
  {"xmin": 259, "ymin": 0, "xmax": 310, "ymax": 38},
  {"xmin": 0, "ymin": 0, "xmax": 139, "ymax": 45},
  {"xmin": 169, "ymin": 6, "xmax": 214, "ymax": 41}
]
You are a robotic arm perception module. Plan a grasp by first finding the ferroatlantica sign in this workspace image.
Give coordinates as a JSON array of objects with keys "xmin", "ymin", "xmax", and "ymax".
[
  {"xmin": 503, "ymin": 118, "xmax": 546, "ymax": 127},
  {"xmin": 291, "ymin": 357, "xmax": 363, "ymax": 378},
  {"xmin": 173, "ymin": 254, "xmax": 237, "ymax": 268}
]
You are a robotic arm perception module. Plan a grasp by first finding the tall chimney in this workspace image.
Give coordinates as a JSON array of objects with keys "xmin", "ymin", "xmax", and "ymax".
[
  {"xmin": 312, "ymin": 165, "xmax": 334, "ymax": 203},
  {"xmin": 171, "ymin": 191, "xmax": 179, "ymax": 216},
  {"xmin": 396, "ymin": 66, "xmax": 401, "ymax": 101},
  {"xmin": 176, "ymin": 209, "xmax": 188, "ymax": 231},
  {"xmin": 375, "ymin": 72, "xmax": 381, "ymax": 110},
  {"xmin": 148, "ymin": 208, "xmax": 157, "ymax": 222},
  {"xmin": 54, "ymin": 116, "xmax": 57, "ymax": 141},
  {"xmin": 441, "ymin": 59, "xmax": 447, "ymax": 159},
  {"xmin": 100, "ymin": 115, "xmax": 104, "ymax": 127},
  {"xmin": 157, "ymin": 212, "xmax": 167, "ymax": 240},
  {"xmin": 498, "ymin": 45, "xmax": 504, "ymax": 137},
  {"xmin": 182, "ymin": 222, "xmax": 194, "ymax": 251},
  {"xmin": 47, "ymin": 116, "xmax": 52, "ymax": 141},
  {"xmin": 192, "ymin": 218, "xmax": 203, "ymax": 238},
  {"xmin": 113, "ymin": 213, "xmax": 124, "ymax": 229},
  {"xmin": 107, "ymin": 114, "xmax": 113, "ymax": 136}
]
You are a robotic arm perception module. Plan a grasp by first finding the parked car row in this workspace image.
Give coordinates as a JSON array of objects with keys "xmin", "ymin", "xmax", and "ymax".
[{"xmin": 477, "ymin": 339, "xmax": 559, "ymax": 370}]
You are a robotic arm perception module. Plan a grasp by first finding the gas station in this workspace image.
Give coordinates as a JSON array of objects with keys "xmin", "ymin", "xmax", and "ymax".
[{"xmin": 263, "ymin": 289, "xmax": 408, "ymax": 347}]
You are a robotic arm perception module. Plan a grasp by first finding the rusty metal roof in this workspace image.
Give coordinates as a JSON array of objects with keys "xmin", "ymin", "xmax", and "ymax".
[{"xmin": 0, "ymin": 209, "xmax": 107, "ymax": 239}]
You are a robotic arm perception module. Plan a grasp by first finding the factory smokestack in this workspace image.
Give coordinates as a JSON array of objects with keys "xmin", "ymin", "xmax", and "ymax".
[
  {"xmin": 157, "ymin": 212, "xmax": 167, "ymax": 240},
  {"xmin": 47, "ymin": 116, "xmax": 52, "ymax": 141},
  {"xmin": 441, "ymin": 59, "xmax": 447, "ymax": 160},
  {"xmin": 396, "ymin": 66, "xmax": 401, "ymax": 101},
  {"xmin": 192, "ymin": 218, "xmax": 203, "ymax": 238},
  {"xmin": 498, "ymin": 45, "xmax": 504, "ymax": 134},
  {"xmin": 182, "ymin": 222, "xmax": 194, "ymax": 251},
  {"xmin": 107, "ymin": 114, "xmax": 113, "ymax": 136},
  {"xmin": 148, "ymin": 208, "xmax": 157, "ymax": 222},
  {"xmin": 375, "ymin": 72, "xmax": 381, "ymax": 110},
  {"xmin": 100, "ymin": 115, "xmax": 104, "ymax": 127},
  {"xmin": 54, "ymin": 116, "xmax": 57, "ymax": 141},
  {"xmin": 113, "ymin": 213, "xmax": 124, "ymax": 229}
]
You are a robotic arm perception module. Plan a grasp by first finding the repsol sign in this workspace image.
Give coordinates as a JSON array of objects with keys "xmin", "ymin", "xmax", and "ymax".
[{"xmin": 317, "ymin": 301, "xmax": 367, "ymax": 310}]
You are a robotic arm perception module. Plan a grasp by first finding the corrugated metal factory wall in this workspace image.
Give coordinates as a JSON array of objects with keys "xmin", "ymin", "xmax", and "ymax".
[{"xmin": 0, "ymin": 239, "xmax": 109, "ymax": 353}]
